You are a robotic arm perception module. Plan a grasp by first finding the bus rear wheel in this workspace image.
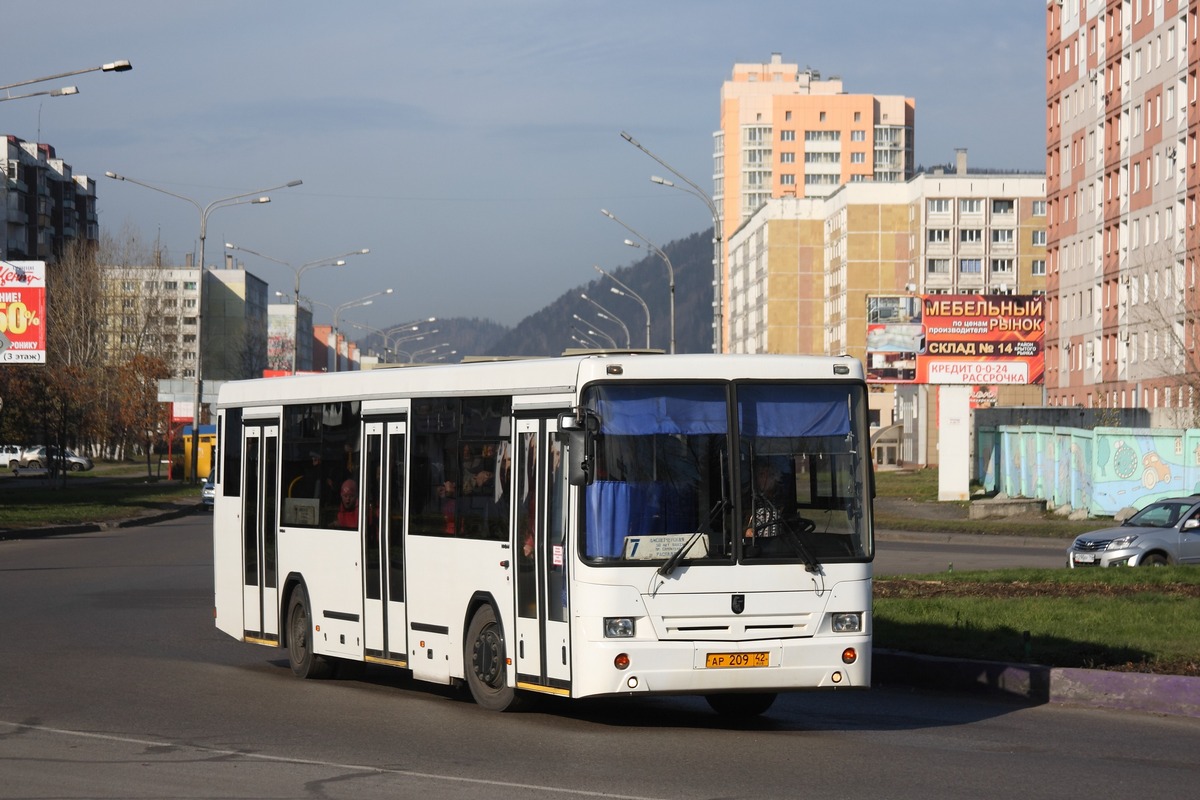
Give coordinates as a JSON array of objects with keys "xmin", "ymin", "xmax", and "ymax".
[
  {"xmin": 287, "ymin": 587, "xmax": 334, "ymax": 679},
  {"xmin": 464, "ymin": 604, "xmax": 523, "ymax": 711},
  {"xmin": 705, "ymin": 692, "xmax": 777, "ymax": 717}
]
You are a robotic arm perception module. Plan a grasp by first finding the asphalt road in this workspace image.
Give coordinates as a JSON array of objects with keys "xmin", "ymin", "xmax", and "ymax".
[{"xmin": 2, "ymin": 515, "xmax": 1198, "ymax": 800}]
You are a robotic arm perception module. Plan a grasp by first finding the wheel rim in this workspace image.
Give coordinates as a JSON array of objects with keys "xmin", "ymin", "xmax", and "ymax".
[{"xmin": 471, "ymin": 622, "xmax": 504, "ymax": 689}]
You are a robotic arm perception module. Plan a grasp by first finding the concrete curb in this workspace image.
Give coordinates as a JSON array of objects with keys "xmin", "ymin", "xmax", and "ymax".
[
  {"xmin": 0, "ymin": 503, "xmax": 202, "ymax": 541},
  {"xmin": 874, "ymin": 649, "xmax": 1200, "ymax": 718}
]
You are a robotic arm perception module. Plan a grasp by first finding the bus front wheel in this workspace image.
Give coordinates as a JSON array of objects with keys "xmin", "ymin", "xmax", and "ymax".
[
  {"xmin": 287, "ymin": 587, "xmax": 334, "ymax": 679},
  {"xmin": 464, "ymin": 604, "xmax": 523, "ymax": 711}
]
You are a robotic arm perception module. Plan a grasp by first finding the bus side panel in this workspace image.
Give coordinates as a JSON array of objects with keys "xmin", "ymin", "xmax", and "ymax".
[
  {"xmin": 279, "ymin": 528, "xmax": 365, "ymax": 659},
  {"xmin": 406, "ymin": 536, "xmax": 512, "ymax": 685},
  {"xmin": 213, "ymin": 498, "xmax": 244, "ymax": 640}
]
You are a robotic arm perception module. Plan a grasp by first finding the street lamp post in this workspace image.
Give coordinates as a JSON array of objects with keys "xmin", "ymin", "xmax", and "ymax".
[
  {"xmin": 619, "ymin": 130, "xmax": 724, "ymax": 353},
  {"xmin": 225, "ymin": 242, "xmax": 369, "ymax": 373},
  {"xmin": 1, "ymin": 59, "xmax": 132, "ymax": 102},
  {"xmin": 593, "ymin": 264, "xmax": 651, "ymax": 351},
  {"xmin": 571, "ymin": 313, "xmax": 618, "ymax": 349},
  {"xmin": 331, "ymin": 289, "xmax": 394, "ymax": 371},
  {"xmin": 599, "ymin": 209, "xmax": 672, "ymax": 353},
  {"xmin": 104, "ymin": 171, "xmax": 302, "ymax": 482},
  {"xmin": 580, "ymin": 293, "xmax": 630, "ymax": 348}
]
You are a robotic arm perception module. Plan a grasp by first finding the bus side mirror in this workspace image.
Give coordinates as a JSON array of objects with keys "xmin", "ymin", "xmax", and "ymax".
[{"xmin": 558, "ymin": 410, "xmax": 597, "ymax": 486}]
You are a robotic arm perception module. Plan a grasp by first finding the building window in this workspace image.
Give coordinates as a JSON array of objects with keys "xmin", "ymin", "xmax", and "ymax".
[
  {"xmin": 1032, "ymin": 200, "xmax": 1047, "ymax": 215},
  {"xmin": 1032, "ymin": 259, "xmax": 1047, "ymax": 276},
  {"xmin": 780, "ymin": 130, "xmax": 796, "ymax": 142},
  {"xmin": 960, "ymin": 229, "xmax": 983, "ymax": 243},
  {"xmin": 1033, "ymin": 230, "xmax": 1047, "ymax": 246},
  {"xmin": 927, "ymin": 258, "xmax": 950, "ymax": 274},
  {"xmin": 928, "ymin": 229, "xmax": 951, "ymax": 243},
  {"xmin": 851, "ymin": 152, "xmax": 865, "ymax": 164},
  {"xmin": 805, "ymin": 130, "xmax": 840, "ymax": 142},
  {"xmin": 928, "ymin": 198, "xmax": 951, "ymax": 213},
  {"xmin": 960, "ymin": 199, "xmax": 983, "ymax": 214},
  {"xmin": 991, "ymin": 229, "xmax": 1015, "ymax": 244},
  {"xmin": 780, "ymin": 152, "xmax": 795, "ymax": 164},
  {"xmin": 819, "ymin": 112, "xmax": 826, "ymax": 122},
  {"xmin": 854, "ymin": 111, "xmax": 862, "ymax": 122},
  {"xmin": 992, "ymin": 199, "xmax": 1015, "ymax": 214},
  {"xmin": 991, "ymin": 258, "xmax": 1014, "ymax": 274},
  {"xmin": 785, "ymin": 110, "xmax": 792, "ymax": 121},
  {"xmin": 780, "ymin": 174, "xmax": 795, "ymax": 185},
  {"xmin": 851, "ymin": 130, "xmax": 866, "ymax": 142},
  {"xmin": 959, "ymin": 259, "xmax": 983, "ymax": 274}
]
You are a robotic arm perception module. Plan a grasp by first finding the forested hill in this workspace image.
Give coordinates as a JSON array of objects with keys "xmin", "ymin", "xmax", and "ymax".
[
  {"xmin": 487, "ymin": 228, "xmax": 714, "ymax": 357},
  {"xmin": 360, "ymin": 227, "xmax": 715, "ymax": 361}
]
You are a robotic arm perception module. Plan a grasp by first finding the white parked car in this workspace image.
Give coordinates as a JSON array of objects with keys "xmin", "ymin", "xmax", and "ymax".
[{"xmin": 2, "ymin": 444, "xmax": 24, "ymax": 470}]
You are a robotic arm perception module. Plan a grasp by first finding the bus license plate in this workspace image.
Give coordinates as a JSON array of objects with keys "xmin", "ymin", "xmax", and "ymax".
[{"xmin": 706, "ymin": 652, "xmax": 770, "ymax": 669}]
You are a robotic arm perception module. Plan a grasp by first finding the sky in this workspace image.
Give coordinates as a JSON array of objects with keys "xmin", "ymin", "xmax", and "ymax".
[{"xmin": 5, "ymin": 1, "xmax": 1046, "ymax": 330}]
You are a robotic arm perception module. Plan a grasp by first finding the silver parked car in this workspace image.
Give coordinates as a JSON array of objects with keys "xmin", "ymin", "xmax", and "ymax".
[
  {"xmin": 20, "ymin": 445, "xmax": 94, "ymax": 472},
  {"xmin": 1068, "ymin": 495, "xmax": 1200, "ymax": 567}
]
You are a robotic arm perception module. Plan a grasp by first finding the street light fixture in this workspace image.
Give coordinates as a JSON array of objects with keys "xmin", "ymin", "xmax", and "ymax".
[
  {"xmin": 580, "ymin": 293, "xmax": 630, "ymax": 348},
  {"xmin": 619, "ymin": 130, "xmax": 724, "ymax": 353},
  {"xmin": 225, "ymin": 242, "xmax": 369, "ymax": 374},
  {"xmin": 1, "ymin": 59, "xmax": 132, "ymax": 102},
  {"xmin": 331, "ymin": 289, "xmax": 394, "ymax": 371},
  {"xmin": 600, "ymin": 208, "xmax": 672, "ymax": 353},
  {"xmin": 0, "ymin": 85, "xmax": 79, "ymax": 103},
  {"xmin": 593, "ymin": 264, "xmax": 651, "ymax": 351},
  {"xmin": 104, "ymin": 171, "xmax": 302, "ymax": 483},
  {"xmin": 571, "ymin": 313, "xmax": 617, "ymax": 348}
]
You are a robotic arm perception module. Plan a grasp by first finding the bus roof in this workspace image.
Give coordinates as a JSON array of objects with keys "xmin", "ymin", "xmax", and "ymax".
[{"xmin": 216, "ymin": 353, "xmax": 865, "ymax": 410}]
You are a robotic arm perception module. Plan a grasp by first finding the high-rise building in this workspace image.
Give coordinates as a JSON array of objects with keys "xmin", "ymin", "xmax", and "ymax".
[
  {"xmin": 714, "ymin": 53, "xmax": 914, "ymax": 350},
  {"xmin": 1, "ymin": 135, "xmax": 98, "ymax": 261},
  {"xmin": 1045, "ymin": 0, "xmax": 1200, "ymax": 423}
]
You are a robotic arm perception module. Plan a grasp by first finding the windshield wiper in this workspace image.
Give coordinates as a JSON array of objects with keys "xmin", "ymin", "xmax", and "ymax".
[
  {"xmin": 777, "ymin": 517, "xmax": 822, "ymax": 574},
  {"xmin": 657, "ymin": 530, "xmax": 707, "ymax": 577}
]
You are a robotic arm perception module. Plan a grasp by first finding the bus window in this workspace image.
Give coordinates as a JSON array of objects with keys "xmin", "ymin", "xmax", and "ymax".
[{"xmin": 580, "ymin": 383, "xmax": 733, "ymax": 565}]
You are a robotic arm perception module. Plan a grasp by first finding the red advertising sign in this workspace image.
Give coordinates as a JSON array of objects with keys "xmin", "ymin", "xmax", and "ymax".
[
  {"xmin": 0, "ymin": 261, "xmax": 46, "ymax": 365},
  {"xmin": 866, "ymin": 293, "xmax": 1044, "ymax": 385}
]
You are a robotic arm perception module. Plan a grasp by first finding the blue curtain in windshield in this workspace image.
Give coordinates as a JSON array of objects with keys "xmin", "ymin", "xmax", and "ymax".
[
  {"xmin": 585, "ymin": 481, "xmax": 695, "ymax": 558},
  {"xmin": 589, "ymin": 384, "xmax": 727, "ymax": 436},
  {"xmin": 737, "ymin": 384, "xmax": 851, "ymax": 438}
]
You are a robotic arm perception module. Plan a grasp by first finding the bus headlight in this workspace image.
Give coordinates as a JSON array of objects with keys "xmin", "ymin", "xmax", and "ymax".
[
  {"xmin": 604, "ymin": 617, "xmax": 635, "ymax": 638},
  {"xmin": 831, "ymin": 612, "xmax": 862, "ymax": 633}
]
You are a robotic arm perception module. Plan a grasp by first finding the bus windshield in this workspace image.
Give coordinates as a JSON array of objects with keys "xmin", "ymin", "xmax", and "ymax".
[{"xmin": 579, "ymin": 381, "xmax": 871, "ymax": 567}]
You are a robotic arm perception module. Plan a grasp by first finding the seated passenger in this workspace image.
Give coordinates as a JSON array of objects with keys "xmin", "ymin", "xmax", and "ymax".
[{"xmin": 335, "ymin": 479, "xmax": 359, "ymax": 528}]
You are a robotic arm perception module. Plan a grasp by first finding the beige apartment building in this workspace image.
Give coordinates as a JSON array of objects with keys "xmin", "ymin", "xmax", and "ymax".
[
  {"xmin": 728, "ymin": 156, "xmax": 1046, "ymax": 463},
  {"xmin": 714, "ymin": 53, "xmax": 914, "ymax": 351},
  {"xmin": 100, "ymin": 263, "xmax": 268, "ymax": 383},
  {"xmin": 1046, "ymin": 0, "xmax": 1200, "ymax": 423}
]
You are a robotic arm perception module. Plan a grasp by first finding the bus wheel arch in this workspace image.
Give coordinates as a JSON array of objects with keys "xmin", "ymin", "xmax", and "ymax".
[
  {"xmin": 285, "ymin": 579, "xmax": 335, "ymax": 679},
  {"xmin": 463, "ymin": 595, "xmax": 525, "ymax": 711}
]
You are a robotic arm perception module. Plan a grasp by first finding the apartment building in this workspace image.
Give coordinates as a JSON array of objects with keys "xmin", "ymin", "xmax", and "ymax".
[
  {"xmin": 1046, "ymin": 0, "xmax": 1200, "ymax": 422},
  {"xmin": 714, "ymin": 53, "xmax": 914, "ymax": 351},
  {"xmin": 100, "ymin": 263, "xmax": 268, "ymax": 382},
  {"xmin": 728, "ymin": 156, "xmax": 1046, "ymax": 463},
  {"xmin": 1, "ymin": 135, "xmax": 98, "ymax": 261}
]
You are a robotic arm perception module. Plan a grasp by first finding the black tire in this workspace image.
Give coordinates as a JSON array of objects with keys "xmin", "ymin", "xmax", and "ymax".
[
  {"xmin": 69, "ymin": 462, "xmax": 83, "ymax": 472},
  {"xmin": 1140, "ymin": 553, "xmax": 1170, "ymax": 567},
  {"xmin": 287, "ymin": 587, "xmax": 334, "ymax": 679},
  {"xmin": 27, "ymin": 460, "xmax": 40, "ymax": 469},
  {"xmin": 464, "ymin": 604, "xmax": 523, "ymax": 711},
  {"xmin": 705, "ymin": 692, "xmax": 777, "ymax": 718}
]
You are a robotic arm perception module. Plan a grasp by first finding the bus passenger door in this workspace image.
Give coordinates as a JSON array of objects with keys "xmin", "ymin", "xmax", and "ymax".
[
  {"xmin": 513, "ymin": 418, "xmax": 571, "ymax": 693},
  {"xmin": 362, "ymin": 418, "xmax": 408, "ymax": 665},
  {"xmin": 241, "ymin": 421, "xmax": 280, "ymax": 643}
]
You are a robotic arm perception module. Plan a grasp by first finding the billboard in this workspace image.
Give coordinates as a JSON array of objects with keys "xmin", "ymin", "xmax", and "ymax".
[
  {"xmin": 0, "ymin": 261, "xmax": 46, "ymax": 364},
  {"xmin": 866, "ymin": 293, "xmax": 1044, "ymax": 386}
]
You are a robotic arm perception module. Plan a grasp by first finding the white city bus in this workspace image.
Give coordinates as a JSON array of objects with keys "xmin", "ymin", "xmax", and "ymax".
[{"xmin": 212, "ymin": 353, "xmax": 874, "ymax": 716}]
